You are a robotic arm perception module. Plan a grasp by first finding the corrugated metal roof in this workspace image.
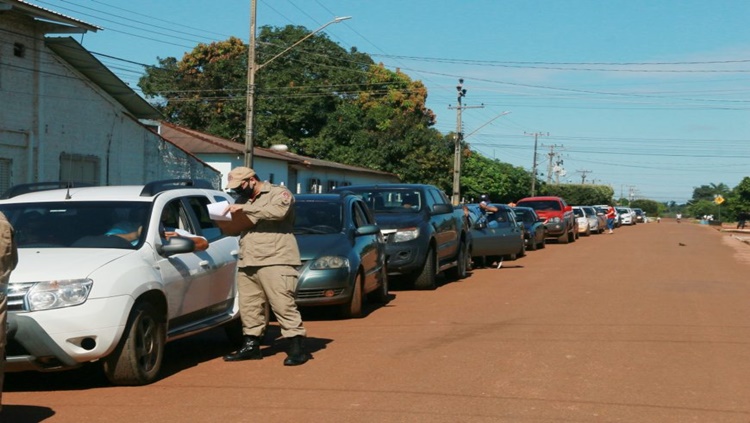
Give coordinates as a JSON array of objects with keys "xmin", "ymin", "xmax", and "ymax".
[
  {"xmin": 158, "ymin": 121, "xmax": 399, "ymax": 179},
  {"xmin": 46, "ymin": 37, "xmax": 161, "ymax": 120},
  {"xmin": 1, "ymin": 0, "xmax": 101, "ymax": 32}
]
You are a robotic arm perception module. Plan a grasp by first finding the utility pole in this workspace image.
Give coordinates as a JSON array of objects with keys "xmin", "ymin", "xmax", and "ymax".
[
  {"xmin": 525, "ymin": 132, "xmax": 548, "ymax": 196},
  {"xmin": 543, "ymin": 144, "xmax": 563, "ymax": 184},
  {"xmin": 243, "ymin": 6, "xmax": 350, "ymax": 168},
  {"xmin": 448, "ymin": 79, "xmax": 483, "ymax": 205},
  {"xmin": 576, "ymin": 169, "xmax": 592, "ymax": 184},
  {"xmin": 244, "ymin": 0, "xmax": 257, "ymax": 167}
]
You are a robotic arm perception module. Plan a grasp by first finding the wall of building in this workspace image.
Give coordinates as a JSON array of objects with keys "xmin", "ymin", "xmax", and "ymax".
[{"xmin": 0, "ymin": 12, "xmax": 220, "ymax": 192}]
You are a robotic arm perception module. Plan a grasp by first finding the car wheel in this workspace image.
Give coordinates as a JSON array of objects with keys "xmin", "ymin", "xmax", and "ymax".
[
  {"xmin": 413, "ymin": 246, "xmax": 437, "ymax": 290},
  {"xmin": 339, "ymin": 272, "xmax": 363, "ymax": 319},
  {"xmin": 368, "ymin": 264, "xmax": 389, "ymax": 304},
  {"xmin": 558, "ymin": 230, "xmax": 569, "ymax": 244},
  {"xmin": 584, "ymin": 227, "xmax": 591, "ymax": 236},
  {"xmin": 446, "ymin": 239, "xmax": 469, "ymax": 280},
  {"xmin": 538, "ymin": 237, "xmax": 546, "ymax": 249},
  {"xmin": 516, "ymin": 240, "xmax": 526, "ymax": 258},
  {"xmin": 528, "ymin": 237, "xmax": 537, "ymax": 251},
  {"xmin": 103, "ymin": 302, "xmax": 165, "ymax": 386}
]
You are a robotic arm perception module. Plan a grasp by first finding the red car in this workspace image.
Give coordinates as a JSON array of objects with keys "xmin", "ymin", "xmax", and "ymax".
[{"xmin": 515, "ymin": 196, "xmax": 577, "ymax": 244}]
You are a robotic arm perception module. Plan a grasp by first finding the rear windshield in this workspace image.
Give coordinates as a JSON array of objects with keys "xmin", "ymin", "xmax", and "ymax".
[{"xmin": 518, "ymin": 200, "xmax": 561, "ymax": 211}]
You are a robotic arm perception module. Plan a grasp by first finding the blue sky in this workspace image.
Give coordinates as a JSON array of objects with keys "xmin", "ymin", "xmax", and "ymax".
[{"xmin": 36, "ymin": 0, "xmax": 750, "ymax": 203}]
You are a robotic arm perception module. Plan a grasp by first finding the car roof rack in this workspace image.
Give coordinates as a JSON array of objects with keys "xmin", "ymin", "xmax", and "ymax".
[
  {"xmin": 0, "ymin": 181, "xmax": 95, "ymax": 199},
  {"xmin": 140, "ymin": 179, "xmax": 214, "ymax": 197}
]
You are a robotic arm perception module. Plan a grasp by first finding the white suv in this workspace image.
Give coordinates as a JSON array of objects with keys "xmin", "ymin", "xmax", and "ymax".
[{"xmin": 0, "ymin": 180, "xmax": 240, "ymax": 385}]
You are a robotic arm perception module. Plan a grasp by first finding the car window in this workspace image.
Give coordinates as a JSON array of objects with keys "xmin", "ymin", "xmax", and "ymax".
[
  {"xmin": 518, "ymin": 200, "xmax": 561, "ymax": 211},
  {"xmin": 293, "ymin": 200, "xmax": 343, "ymax": 234},
  {"xmin": 573, "ymin": 209, "xmax": 583, "ymax": 217},
  {"xmin": 184, "ymin": 196, "xmax": 225, "ymax": 242},
  {"xmin": 352, "ymin": 201, "xmax": 370, "ymax": 227}
]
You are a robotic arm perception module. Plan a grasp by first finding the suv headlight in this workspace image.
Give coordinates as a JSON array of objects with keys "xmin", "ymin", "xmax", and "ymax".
[
  {"xmin": 27, "ymin": 279, "xmax": 93, "ymax": 311},
  {"xmin": 548, "ymin": 217, "xmax": 562, "ymax": 223},
  {"xmin": 310, "ymin": 256, "xmax": 349, "ymax": 270},
  {"xmin": 393, "ymin": 227, "xmax": 419, "ymax": 243}
]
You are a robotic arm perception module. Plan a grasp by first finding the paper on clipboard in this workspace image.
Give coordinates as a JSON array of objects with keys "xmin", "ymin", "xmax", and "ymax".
[{"xmin": 208, "ymin": 201, "xmax": 232, "ymax": 221}]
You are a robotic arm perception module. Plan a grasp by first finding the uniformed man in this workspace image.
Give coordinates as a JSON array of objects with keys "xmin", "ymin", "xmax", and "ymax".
[
  {"xmin": 0, "ymin": 212, "xmax": 19, "ymax": 411},
  {"xmin": 222, "ymin": 167, "xmax": 310, "ymax": 366}
]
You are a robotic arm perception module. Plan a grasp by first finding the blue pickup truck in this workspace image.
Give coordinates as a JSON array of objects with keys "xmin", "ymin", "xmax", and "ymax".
[{"xmin": 332, "ymin": 184, "xmax": 470, "ymax": 290}]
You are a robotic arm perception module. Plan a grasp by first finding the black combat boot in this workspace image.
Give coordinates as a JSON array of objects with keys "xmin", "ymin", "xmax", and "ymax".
[
  {"xmin": 283, "ymin": 335, "xmax": 310, "ymax": 366},
  {"xmin": 223, "ymin": 335, "xmax": 262, "ymax": 361}
]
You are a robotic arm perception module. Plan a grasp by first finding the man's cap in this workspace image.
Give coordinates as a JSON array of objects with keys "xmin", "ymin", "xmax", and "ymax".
[{"xmin": 226, "ymin": 166, "xmax": 256, "ymax": 190}]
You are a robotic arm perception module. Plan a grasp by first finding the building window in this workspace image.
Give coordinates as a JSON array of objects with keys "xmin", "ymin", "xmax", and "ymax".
[
  {"xmin": 0, "ymin": 159, "xmax": 11, "ymax": 194},
  {"xmin": 60, "ymin": 153, "xmax": 100, "ymax": 185},
  {"xmin": 13, "ymin": 43, "xmax": 25, "ymax": 58},
  {"xmin": 340, "ymin": 181, "xmax": 352, "ymax": 187},
  {"xmin": 308, "ymin": 178, "xmax": 321, "ymax": 193},
  {"xmin": 327, "ymin": 180, "xmax": 337, "ymax": 192}
]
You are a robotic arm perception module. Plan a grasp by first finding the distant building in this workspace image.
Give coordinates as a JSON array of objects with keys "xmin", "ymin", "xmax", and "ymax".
[
  {"xmin": 156, "ymin": 121, "xmax": 400, "ymax": 193},
  {"xmin": 0, "ymin": 0, "xmax": 220, "ymax": 193}
]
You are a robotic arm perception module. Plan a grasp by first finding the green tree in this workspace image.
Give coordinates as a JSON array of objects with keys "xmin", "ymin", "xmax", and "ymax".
[
  {"xmin": 726, "ymin": 176, "xmax": 750, "ymax": 222},
  {"xmin": 305, "ymin": 64, "xmax": 450, "ymax": 187},
  {"xmin": 139, "ymin": 37, "xmax": 248, "ymax": 140},
  {"xmin": 461, "ymin": 154, "xmax": 532, "ymax": 203}
]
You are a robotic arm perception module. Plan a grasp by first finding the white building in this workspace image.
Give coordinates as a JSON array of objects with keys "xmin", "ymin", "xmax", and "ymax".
[
  {"xmin": 157, "ymin": 121, "xmax": 400, "ymax": 193},
  {"xmin": 0, "ymin": 0, "xmax": 220, "ymax": 193}
]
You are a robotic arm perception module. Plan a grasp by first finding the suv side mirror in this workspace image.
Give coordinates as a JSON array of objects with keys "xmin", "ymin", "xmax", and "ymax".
[{"xmin": 157, "ymin": 236, "xmax": 195, "ymax": 257}]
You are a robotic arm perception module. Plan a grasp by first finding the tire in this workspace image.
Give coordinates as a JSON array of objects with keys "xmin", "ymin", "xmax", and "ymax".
[
  {"xmin": 528, "ymin": 237, "xmax": 537, "ymax": 251},
  {"xmin": 538, "ymin": 237, "xmax": 546, "ymax": 249},
  {"xmin": 558, "ymin": 230, "xmax": 569, "ymax": 244},
  {"xmin": 516, "ymin": 240, "xmax": 526, "ymax": 258},
  {"xmin": 339, "ymin": 272, "xmax": 363, "ymax": 318},
  {"xmin": 368, "ymin": 264, "xmax": 389, "ymax": 304},
  {"xmin": 569, "ymin": 226, "xmax": 577, "ymax": 242},
  {"xmin": 445, "ymin": 239, "xmax": 469, "ymax": 280},
  {"xmin": 103, "ymin": 302, "xmax": 165, "ymax": 386},
  {"xmin": 413, "ymin": 247, "xmax": 437, "ymax": 290}
]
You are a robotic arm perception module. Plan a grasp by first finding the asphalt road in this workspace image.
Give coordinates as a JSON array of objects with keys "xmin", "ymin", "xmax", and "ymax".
[{"xmin": 4, "ymin": 220, "xmax": 750, "ymax": 423}]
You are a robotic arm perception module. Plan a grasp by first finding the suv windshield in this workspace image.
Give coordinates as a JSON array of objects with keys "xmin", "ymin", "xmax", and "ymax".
[{"xmin": 0, "ymin": 202, "xmax": 151, "ymax": 249}]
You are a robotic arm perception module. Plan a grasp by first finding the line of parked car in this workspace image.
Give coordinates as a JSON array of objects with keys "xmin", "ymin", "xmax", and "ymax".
[{"xmin": 0, "ymin": 180, "xmax": 649, "ymax": 386}]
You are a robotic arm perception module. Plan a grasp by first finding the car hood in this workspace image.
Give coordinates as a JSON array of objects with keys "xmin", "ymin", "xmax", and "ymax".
[
  {"xmin": 372, "ymin": 213, "xmax": 423, "ymax": 229},
  {"xmin": 295, "ymin": 233, "xmax": 350, "ymax": 261},
  {"xmin": 532, "ymin": 210, "xmax": 563, "ymax": 220},
  {"xmin": 10, "ymin": 248, "xmax": 134, "ymax": 282}
]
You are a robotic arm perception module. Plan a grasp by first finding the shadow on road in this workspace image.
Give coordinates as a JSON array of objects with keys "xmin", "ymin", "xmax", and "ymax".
[{"xmin": 1, "ymin": 404, "xmax": 55, "ymax": 423}]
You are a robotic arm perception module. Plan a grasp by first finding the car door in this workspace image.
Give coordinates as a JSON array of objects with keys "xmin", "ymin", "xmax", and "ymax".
[
  {"xmin": 469, "ymin": 206, "xmax": 500, "ymax": 257},
  {"xmin": 351, "ymin": 199, "xmax": 383, "ymax": 293},
  {"xmin": 491, "ymin": 208, "xmax": 521, "ymax": 255},
  {"xmin": 427, "ymin": 188, "xmax": 459, "ymax": 261},
  {"xmin": 155, "ymin": 195, "xmax": 236, "ymax": 326}
]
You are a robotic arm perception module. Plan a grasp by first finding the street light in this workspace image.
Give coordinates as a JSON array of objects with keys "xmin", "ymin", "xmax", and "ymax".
[{"xmin": 243, "ymin": 4, "xmax": 351, "ymax": 167}]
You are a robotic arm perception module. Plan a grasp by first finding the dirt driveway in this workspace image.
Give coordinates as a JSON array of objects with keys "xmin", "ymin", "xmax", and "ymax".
[{"xmin": 5, "ymin": 220, "xmax": 750, "ymax": 423}]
